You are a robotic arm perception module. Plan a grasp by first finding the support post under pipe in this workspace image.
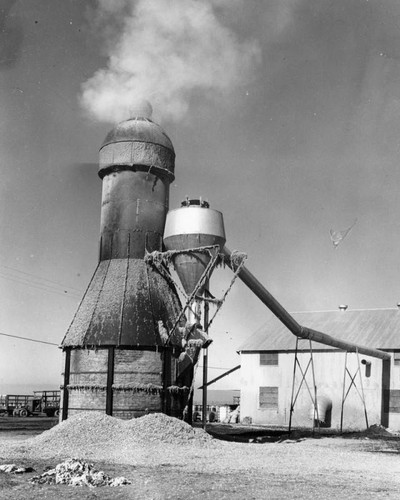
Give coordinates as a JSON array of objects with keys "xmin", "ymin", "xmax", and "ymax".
[
  {"xmin": 202, "ymin": 280, "xmax": 210, "ymax": 429},
  {"xmin": 222, "ymin": 247, "xmax": 390, "ymax": 361}
]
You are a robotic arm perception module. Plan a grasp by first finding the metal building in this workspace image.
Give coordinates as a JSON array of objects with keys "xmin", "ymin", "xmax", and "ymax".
[{"xmin": 238, "ymin": 307, "xmax": 400, "ymax": 430}]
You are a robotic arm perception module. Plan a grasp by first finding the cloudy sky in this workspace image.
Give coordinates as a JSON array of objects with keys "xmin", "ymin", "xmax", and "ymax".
[{"xmin": 1, "ymin": 0, "xmax": 400, "ymax": 392}]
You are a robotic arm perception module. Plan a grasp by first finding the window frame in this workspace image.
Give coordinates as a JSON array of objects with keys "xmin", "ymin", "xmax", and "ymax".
[
  {"xmin": 389, "ymin": 389, "xmax": 400, "ymax": 413},
  {"xmin": 259, "ymin": 386, "xmax": 278, "ymax": 410},
  {"xmin": 259, "ymin": 352, "xmax": 278, "ymax": 366}
]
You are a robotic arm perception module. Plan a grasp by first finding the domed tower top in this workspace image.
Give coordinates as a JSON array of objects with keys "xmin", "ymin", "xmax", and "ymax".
[{"xmin": 98, "ymin": 99, "xmax": 175, "ymax": 182}]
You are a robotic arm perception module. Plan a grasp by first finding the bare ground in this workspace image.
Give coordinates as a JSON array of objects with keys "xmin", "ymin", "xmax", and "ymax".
[{"xmin": 0, "ymin": 418, "xmax": 399, "ymax": 499}]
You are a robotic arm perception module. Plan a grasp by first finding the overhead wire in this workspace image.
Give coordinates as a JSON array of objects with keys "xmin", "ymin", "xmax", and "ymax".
[
  {"xmin": 0, "ymin": 264, "xmax": 84, "ymax": 293},
  {"xmin": 0, "ymin": 271, "xmax": 82, "ymax": 298},
  {"xmin": 0, "ymin": 266, "xmax": 83, "ymax": 299},
  {"xmin": 0, "ymin": 330, "xmax": 233, "ymax": 365},
  {"xmin": 0, "ymin": 331, "xmax": 59, "ymax": 346}
]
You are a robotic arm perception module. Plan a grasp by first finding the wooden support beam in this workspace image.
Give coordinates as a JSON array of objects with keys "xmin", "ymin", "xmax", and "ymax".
[{"xmin": 198, "ymin": 364, "xmax": 241, "ymax": 389}]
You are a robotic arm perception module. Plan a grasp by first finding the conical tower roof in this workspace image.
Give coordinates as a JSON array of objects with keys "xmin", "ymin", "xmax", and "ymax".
[{"xmin": 62, "ymin": 259, "xmax": 184, "ymax": 347}]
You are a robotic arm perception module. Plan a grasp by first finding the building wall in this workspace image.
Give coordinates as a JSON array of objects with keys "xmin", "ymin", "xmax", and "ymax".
[{"xmin": 240, "ymin": 351, "xmax": 384, "ymax": 430}]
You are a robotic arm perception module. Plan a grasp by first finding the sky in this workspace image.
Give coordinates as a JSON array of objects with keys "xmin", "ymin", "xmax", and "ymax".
[{"xmin": 1, "ymin": 0, "xmax": 400, "ymax": 393}]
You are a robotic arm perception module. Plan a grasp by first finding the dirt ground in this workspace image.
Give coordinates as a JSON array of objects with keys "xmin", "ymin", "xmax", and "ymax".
[{"xmin": 0, "ymin": 418, "xmax": 400, "ymax": 499}]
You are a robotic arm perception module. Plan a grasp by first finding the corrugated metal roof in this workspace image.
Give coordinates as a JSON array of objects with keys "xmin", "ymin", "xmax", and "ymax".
[
  {"xmin": 62, "ymin": 258, "xmax": 184, "ymax": 348},
  {"xmin": 239, "ymin": 308, "xmax": 400, "ymax": 352}
]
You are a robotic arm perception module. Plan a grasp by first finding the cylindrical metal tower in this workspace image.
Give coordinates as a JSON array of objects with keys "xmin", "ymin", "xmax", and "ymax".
[
  {"xmin": 60, "ymin": 102, "xmax": 192, "ymax": 420},
  {"xmin": 164, "ymin": 198, "xmax": 226, "ymax": 296}
]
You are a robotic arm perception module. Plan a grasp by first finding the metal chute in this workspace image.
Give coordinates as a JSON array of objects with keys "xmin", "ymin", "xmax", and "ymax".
[{"xmin": 222, "ymin": 246, "xmax": 390, "ymax": 360}]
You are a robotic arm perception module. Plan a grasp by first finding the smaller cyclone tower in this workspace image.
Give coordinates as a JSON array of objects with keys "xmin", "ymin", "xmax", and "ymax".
[{"xmin": 60, "ymin": 101, "xmax": 198, "ymax": 420}]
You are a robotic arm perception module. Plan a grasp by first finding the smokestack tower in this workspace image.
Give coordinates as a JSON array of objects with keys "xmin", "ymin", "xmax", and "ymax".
[{"xmin": 60, "ymin": 101, "xmax": 192, "ymax": 420}]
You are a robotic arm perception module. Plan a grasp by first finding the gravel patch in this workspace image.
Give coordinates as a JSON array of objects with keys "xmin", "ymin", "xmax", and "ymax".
[{"xmin": 1, "ymin": 414, "xmax": 400, "ymax": 498}]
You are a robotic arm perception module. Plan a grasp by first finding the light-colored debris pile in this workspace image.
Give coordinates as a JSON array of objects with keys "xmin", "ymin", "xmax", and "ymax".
[
  {"xmin": 32, "ymin": 411, "xmax": 125, "ymax": 452},
  {"xmin": 30, "ymin": 458, "xmax": 131, "ymax": 487},
  {"xmin": 366, "ymin": 424, "xmax": 400, "ymax": 437},
  {"xmin": 0, "ymin": 464, "xmax": 34, "ymax": 474},
  {"xmin": 125, "ymin": 412, "xmax": 213, "ymax": 444},
  {"xmin": 24, "ymin": 411, "xmax": 214, "ymax": 460}
]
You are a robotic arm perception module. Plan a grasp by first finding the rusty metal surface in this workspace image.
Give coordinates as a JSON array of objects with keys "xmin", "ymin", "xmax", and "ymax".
[
  {"xmin": 64, "ymin": 112, "xmax": 183, "ymax": 347},
  {"xmin": 99, "ymin": 118, "xmax": 175, "ymax": 180},
  {"xmin": 62, "ymin": 259, "xmax": 184, "ymax": 348},
  {"xmin": 101, "ymin": 118, "xmax": 174, "ymax": 150},
  {"xmin": 100, "ymin": 170, "xmax": 168, "ymax": 260}
]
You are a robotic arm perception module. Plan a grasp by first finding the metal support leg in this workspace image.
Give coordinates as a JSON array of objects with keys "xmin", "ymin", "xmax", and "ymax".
[
  {"xmin": 340, "ymin": 352, "xmax": 347, "ymax": 433},
  {"xmin": 381, "ymin": 359, "xmax": 391, "ymax": 427},
  {"xmin": 309, "ymin": 340, "xmax": 320, "ymax": 434},
  {"xmin": 356, "ymin": 349, "xmax": 369, "ymax": 429},
  {"xmin": 288, "ymin": 338, "xmax": 299, "ymax": 434},
  {"xmin": 341, "ymin": 350, "xmax": 369, "ymax": 432},
  {"xmin": 106, "ymin": 346, "xmax": 115, "ymax": 416},
  {"xmin": 61, "ymin": 348, "xmax": 71, "ymax": 422},
  {"xmin": 202, "ymin": 348, "xmax": 208, "ymax": 428},
  {"xmin": 202, "ymin": 280, "xmax": 210, "ymax": 429},
  {"xmin": 163, "ymin": 347, "xmax": 172, "ymax": 416},
  {"xmin": 289, "ymin": 338, "xmax": 319, "ymax": 434}
]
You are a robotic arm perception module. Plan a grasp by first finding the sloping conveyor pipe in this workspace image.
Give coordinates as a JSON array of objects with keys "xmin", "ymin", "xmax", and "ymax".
[{"xmin": 222, "ymin": 247, "xmax": 390, "ymax": 360}]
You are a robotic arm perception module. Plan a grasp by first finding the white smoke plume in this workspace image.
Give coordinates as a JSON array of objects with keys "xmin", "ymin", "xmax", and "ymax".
[{"xmin": 80, "ymin": 0, "xmax": 261, "ymax": 123}]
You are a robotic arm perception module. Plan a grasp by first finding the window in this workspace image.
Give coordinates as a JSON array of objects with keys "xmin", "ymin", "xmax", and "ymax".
[
  {"xmin": 259, "ymin": 386, "xmax": 278, "ymax": 409},
  {"xmin": 394, "ymin": 352, "xmax": 400, "ymax": 366},
  {"xmin": 389, "ymin": 390, "xmax": 400, "ymax": 413},
  {"xmin": 260, "ymin": 352, "xmax": 278, "ymax": 366}
]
